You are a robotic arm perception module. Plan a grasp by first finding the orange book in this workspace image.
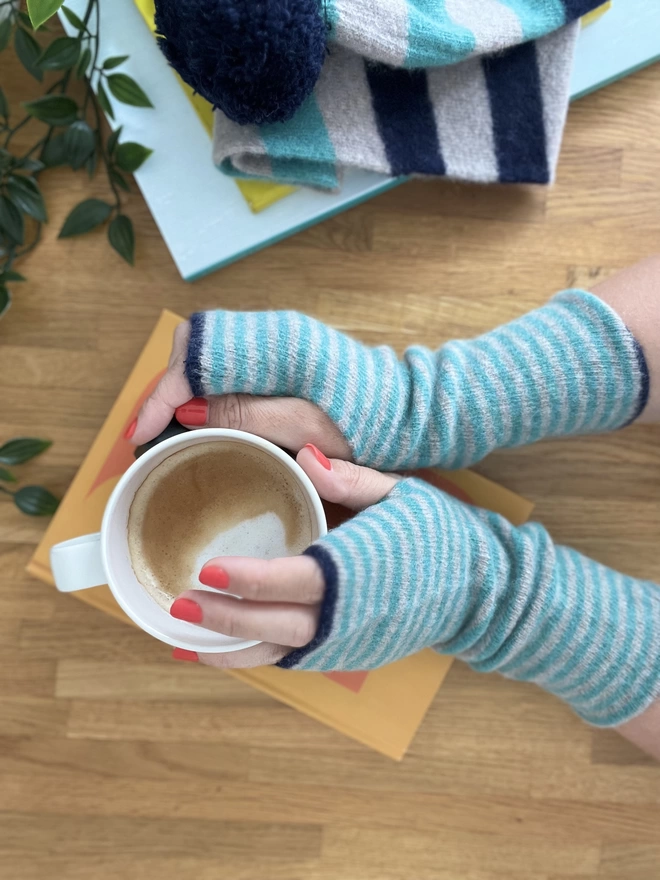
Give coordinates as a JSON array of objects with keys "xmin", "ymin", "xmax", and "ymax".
[{"xmin": 27, "ymin": 310, "xmax": 534, "ymax": 759}]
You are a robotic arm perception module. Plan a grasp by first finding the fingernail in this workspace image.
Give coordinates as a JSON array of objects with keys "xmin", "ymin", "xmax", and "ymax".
[
  {"xmin": 199, "ymin": 564, "xmax": 230, "ymax": 590},
  {"xmin": 172, "ymin": 648, "xmax": 199, "ymax": 663},
  {"xmin": 304, "ymin": 443, "xmax": 332, "ymax": 470},
  {"xmin": 124, "ymin": 418, "xmax": 137, "ymax": 440},
  {"xmin": 170, "ymin": 598, "xmax": 203, "ymax": 623},
  {"xmin": 175, "ymin": 397, "xmax": 208, "ymax": 426}
]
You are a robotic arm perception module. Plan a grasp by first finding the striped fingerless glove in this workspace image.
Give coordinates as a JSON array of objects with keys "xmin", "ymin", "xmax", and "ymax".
[
  {"xmin": 280, "ymin": 479, "xmax": 660, "ymax": 728},
  {"xmin": 185, "ymin": 290, "xmax": 649, "ymax": 470}
]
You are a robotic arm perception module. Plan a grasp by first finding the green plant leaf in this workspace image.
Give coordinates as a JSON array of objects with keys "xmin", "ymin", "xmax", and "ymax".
[
  {"xmin": 27, "ymin": 0, "xmax": 64, "ymax": 30},
  {"xmin": 108, "ymin": 214, "xmax": 134, "ymax": 265},
  {"xmin": 115, "ymin": 142, "xmax": 153, "ymax": 174},
  {"xmin": 106, "ymin": 73, "xmax": 153, "ymax": 108},
  {"xmin": 0, "ymin": 284, "xmax": 10, "ymax": 318},
  {"xmin": 61, "ymin": 5, "xmax": 84, "ymax": 30},
  {"xmin": 76, "ymin": 44, "xmax": 90, "ymax": 78},
  {"xmin": 17, "ymin": 157, "xmax": 45, "ymax": 172},
  {"xmin": 14, "ymin": 485, "xmax": 60, "ymax": 516},
  {"xmin": 0, "ymin": 17, "xmax": 13, "ymax": 53},
  {"xmin": 0, "ymin": 467, "xmax": 17, "ymax": 482},
  {"xmin": 14, "ymin": 27, "xmax": 44, "ymax": 82},
  {"xmin": 96, "ymin": 80, "xmax": 114, "ymax": 120},
  {"xmin": 63, "ymin": 118, "xmax": 95, "ymax": 169},
  {"xmin": 102, "ymin": 54, "xmax": 128, "ymax": 70},
  {"xmin": 23, "ymin": 95, "xmax": 78, "ymax": 126},
  {"xmin": 0, "ymin": 437, "xmax": 52, "ymax": 465},
  {"xmin": 58, "ymin": 198, "xmax": 112, "ymax": 238},
  {"xmin": 0, "ymin": 270, "xmax": 26, "ymax": 282},
  {"xmin": 0, "ymin": 86, "xmax": 8, "ymax": 120},
  {"xmin": 38, "ymin": 35, "xmax": 79, "ymax": 70},
  {"xmin": 40, "ymin": 133, "xmax": 67, "ymax": 167},
  {"xmin": 0, "ymin": 196, "xmax": 24, "ymax": 245},
  {"xmin": 7, "ymin": 175, "xmax": 47, "ymax": 223},
  {"xmin": 106, "ymin": 125, "xmax": 122, "ymax": 156},
  {"xmin": 109, "ymin": 168, "xmax": 130, "ymax": 192}
]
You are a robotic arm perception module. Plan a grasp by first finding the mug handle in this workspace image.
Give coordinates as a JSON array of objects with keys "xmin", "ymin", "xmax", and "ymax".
[{"xmin": 50, "ymin": 534, "xmax": 106, "ymax": 593}]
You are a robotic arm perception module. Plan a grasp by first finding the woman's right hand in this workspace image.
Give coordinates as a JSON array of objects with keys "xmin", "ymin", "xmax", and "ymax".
[{"xmin": 131, "ymin": 321, "xmax": 352, "ymax": 459}]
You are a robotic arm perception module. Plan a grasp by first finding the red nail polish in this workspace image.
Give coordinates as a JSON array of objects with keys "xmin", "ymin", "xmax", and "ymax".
[
  {"xmin": 124, "ymin": 418, "xmax": 137, "ymax": 440},
  {"xmin": 304, "ymin": 443, "xmax": 332, "ymax": 470},
  {"xmin": 175, "ymin": 397, "xmax": 208, "ymax": 427},
  {"xmin": 199, "ymin": 564, "xmax": 230, "ymax": 590},
  {"xmin": 170, "ymin": 598, "xmax": 203, "ymax": 623},
  {"xmin": 172, "ymin": 648, "xmax": 199, "ymax": 663}
]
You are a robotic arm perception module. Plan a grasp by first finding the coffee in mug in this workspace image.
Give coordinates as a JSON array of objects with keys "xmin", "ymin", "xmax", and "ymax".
[{"xmin": 128, "ymin": 440, "xmax": 315, "ymax": 609}]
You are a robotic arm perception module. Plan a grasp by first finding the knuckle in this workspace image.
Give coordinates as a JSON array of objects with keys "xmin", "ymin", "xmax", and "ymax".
[
  {"xmin": 213, "ymin": 394, "xmax": 245, "ymax": 430},
  {"xmin": 217, "ymin": 605, "xmax": 241, "ymax": 639},
  {"xmin": 289, "ymin": 617, "xmax": 316, "ymax": 648},
  {"xmin": 337, "ymin": 463, "xmax": 368, "ymax": 504},
  {"xmin": 249, "ymin": 561, "xmax": 273, "ymax": 601},
  {"xmin": 199, "ymin": 651, "xmax": 233, "ymax": 669}
]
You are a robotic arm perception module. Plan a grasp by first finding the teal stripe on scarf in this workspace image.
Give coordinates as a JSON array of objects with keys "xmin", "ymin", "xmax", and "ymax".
[
  {"xmin": 405, "ymin": 0, "xmax": 475, "ymax": 68},
  {"xmin": 261, "ymin": 95, "xmax": 338, "ymax": 189}
]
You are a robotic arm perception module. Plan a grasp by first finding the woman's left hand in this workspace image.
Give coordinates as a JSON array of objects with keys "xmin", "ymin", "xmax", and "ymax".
[{"xmin": 171, "ymin": 444, "xmax": 398, "ymax": 669}]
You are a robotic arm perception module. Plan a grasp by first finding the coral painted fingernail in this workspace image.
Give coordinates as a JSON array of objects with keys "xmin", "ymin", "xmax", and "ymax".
[
  {"xmin": 199, "ymin": 565, "xmax": 230, "ymax": 590},
  {"xmin": 170, "ymin": 598, "xmax": 203, "ymax": 623},
  {"xmin": 124, "ymin": 418, "xmax": 137, "ymax": 440},
  {"xmin": 304, "ymin": 443, "xmax": 332, "ymax": 470},
  {"xmin": 172, "ymin": 648, "xmax": 199, "ymax": 663},
  {"xmin": 175, "ymin": 397, "xmax": 208, "ymax": 426}
]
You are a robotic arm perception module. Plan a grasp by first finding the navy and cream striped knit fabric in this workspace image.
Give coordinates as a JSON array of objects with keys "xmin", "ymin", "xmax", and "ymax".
[
  {"xmin": 213, "ymin": 0, "xmax": 604, "ymax": 188},
  {"xmin": 278, "ymin": 478, "xmax": 660, "ymax": 728},
  {"xmin": 185, "ymin": 290, "xmax": 649, "ymax": 471}
]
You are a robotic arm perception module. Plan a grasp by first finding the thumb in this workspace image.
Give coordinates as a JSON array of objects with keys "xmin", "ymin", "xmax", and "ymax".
[{"xmin": 297, "ymin": 444, "xmax": 398, "ymax": 511}]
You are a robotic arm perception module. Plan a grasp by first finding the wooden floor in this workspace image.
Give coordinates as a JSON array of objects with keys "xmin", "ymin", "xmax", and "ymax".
[{"xmin": 2, "ymin": 41, "xmax": 660, "ymax": 880}]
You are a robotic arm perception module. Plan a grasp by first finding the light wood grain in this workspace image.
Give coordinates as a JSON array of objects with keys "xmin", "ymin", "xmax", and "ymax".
[{"xmin": 1, "ymin": 33, "xmax": 660, "ymax": 880}]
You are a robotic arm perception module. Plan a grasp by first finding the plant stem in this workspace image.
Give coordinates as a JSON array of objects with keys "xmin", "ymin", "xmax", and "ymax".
[
  {"xmin": 0, "ymin": 485, "xmax": 14, "ymax": 496},
  {"xmin": 88, "ymin": 80, "xmax": 120, "ymax": 209},
  {"xmin": 21, "ymin": 134, "xmax": 47, "ymax": 159},
  {"xmin": 4, "ymin": 114, "xmax": 30, "ymax": 147}
]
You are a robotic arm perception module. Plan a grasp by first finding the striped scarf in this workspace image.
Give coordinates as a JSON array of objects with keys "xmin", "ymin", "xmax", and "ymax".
[{"xmin": 214, "ymin": 0, "xmax": 602, "ymax": 189}]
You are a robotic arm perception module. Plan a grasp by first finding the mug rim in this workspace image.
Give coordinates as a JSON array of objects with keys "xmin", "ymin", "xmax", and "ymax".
[{"xmin": 100, "ymin": 428, "xmax": 327, "ymax": 651}]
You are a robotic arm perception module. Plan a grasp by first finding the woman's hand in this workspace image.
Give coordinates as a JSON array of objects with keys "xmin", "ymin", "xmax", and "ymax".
[
  {"xmin": 170, "ymin": 443, "xmax": 398, "ymax": 669},
  {"xmin": 171, "ymin": 442, "xmax": 660, "ymax": 737},
  {"xmin": 131, "ymin": 322, "xmax": 352, "ymax": 460}
]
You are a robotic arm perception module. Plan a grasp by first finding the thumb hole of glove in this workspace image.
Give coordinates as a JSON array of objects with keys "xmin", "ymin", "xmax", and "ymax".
[{"xmin": 297, "ymin": 444, "xmax": 398, "ymax": 511}]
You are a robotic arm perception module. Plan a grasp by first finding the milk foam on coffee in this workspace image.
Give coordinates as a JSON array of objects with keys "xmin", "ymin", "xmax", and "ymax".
[{"xmin": 127, "ymin": 441, "xmax": 315, "ymax": 609}]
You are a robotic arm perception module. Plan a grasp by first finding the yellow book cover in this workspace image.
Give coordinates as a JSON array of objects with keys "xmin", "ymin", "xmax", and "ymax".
[
  {"xmin": 582, "ymin": 2, "xmax": 612, "ymax": 27},
  {"xmin": 27, "ymin": 310, "xmax": 534, "ymax": 759}
]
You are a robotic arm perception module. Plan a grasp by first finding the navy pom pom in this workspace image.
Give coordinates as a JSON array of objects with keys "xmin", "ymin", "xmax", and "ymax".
[{"xmin": 154, "ymin": 0, "xmax": 327, "ymax": 126}]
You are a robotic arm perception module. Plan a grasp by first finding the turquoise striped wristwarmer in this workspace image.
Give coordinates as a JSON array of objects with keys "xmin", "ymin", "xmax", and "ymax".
[
  {"xmin": 281, "ymin": 479, "xmax": 660, "ymax": 728},
  {"xmin": 186, "ymin": 290, "xmax": 649, "ymax": 470}
]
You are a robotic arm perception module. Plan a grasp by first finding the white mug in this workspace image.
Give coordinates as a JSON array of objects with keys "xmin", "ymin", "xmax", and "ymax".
[{"xmin": 50, "ymin": 428, "xmax": 327, "ymax": 653}]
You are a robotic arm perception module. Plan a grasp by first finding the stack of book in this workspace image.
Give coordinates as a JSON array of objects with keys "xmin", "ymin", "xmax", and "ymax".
[{"xmin": 57, "ymin": 0, "xmax": 660, "ymax": 281}]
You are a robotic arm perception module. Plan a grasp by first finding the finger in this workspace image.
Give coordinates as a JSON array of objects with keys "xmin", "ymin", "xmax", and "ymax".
[
  {"xmin": 175, "ymin": 394, "xmax": 352, "ymax": 459},
  {"xmin": 198, "ymin": 555, "xmax": 325, "ymax": 604},
  {"xmin": 172, "ymin": 591, "xmax": 319, "ymax": 648},
  {"xmin": 197, "ymin": 642, "xmax": 289, "ymax": 669},
  {"xmin": 297, "ymin": 445, "xmax": 398, "ymax": 510},
  {"xmin": 132, "ymin": 323, "xmax": 192, "ymax": 445}
]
